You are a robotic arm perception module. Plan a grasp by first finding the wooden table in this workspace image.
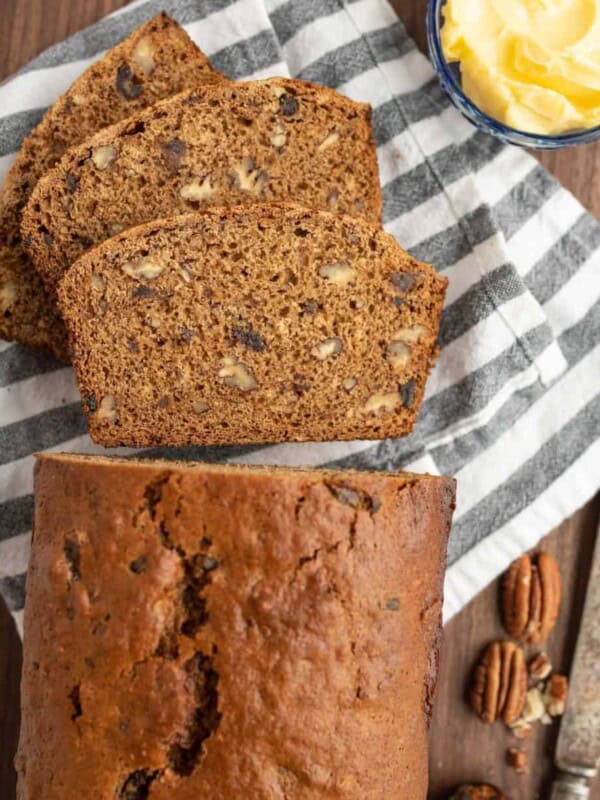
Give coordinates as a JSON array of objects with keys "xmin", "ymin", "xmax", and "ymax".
[{"xmin": 0, "ymin": 1, "xmax": 599, "ymax": 798}]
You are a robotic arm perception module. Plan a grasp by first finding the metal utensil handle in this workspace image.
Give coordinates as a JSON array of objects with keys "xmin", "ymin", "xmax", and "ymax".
[{"xmin": 550, "ymin": 769, "xmax": 596, "ymax": 800}]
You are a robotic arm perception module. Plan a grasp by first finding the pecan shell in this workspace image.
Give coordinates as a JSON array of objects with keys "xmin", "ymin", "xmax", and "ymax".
[
  {"xmin": 470, "ymin": 641, "xmax": 527, "ymax": 725},
  {"xmin": 502, "ymin": 552, "xmax": 561, "ymax": 643}
]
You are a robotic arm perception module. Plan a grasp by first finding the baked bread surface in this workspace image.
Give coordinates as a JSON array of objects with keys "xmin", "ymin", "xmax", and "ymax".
[
  {"xmin": 23, "ymin": 77, "xmax": 382, "ymax": 294},
  {"xmin": 0, "ymin": 12, "xmax": 225, "ymax": 359},
  {"xmin": 58, "ymin": 203, "xmax": 447, "ymax": 447},
  {"xmin": 16, "ymin": 453, "xmax": 456, "ymax": 800}
]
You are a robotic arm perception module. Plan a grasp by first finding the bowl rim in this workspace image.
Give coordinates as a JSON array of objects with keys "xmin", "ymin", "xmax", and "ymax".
[{"xmin": 425, "ymin": 0, "xmax": 600, "ymax": 149}]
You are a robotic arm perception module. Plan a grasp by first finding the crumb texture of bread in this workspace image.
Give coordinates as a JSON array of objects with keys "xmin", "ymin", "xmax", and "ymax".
[
  {"xmin": 23, "ymin": 78, "xmax": 382, "ymax": 293},
  {"xmin": 0, "ymin": 12, "xmax": 225, "ymax": 358},
  {"xmin": 16, "ymin": 453, "xmax": 456, "ymax": 800},
  {"xmin": 57, "ymin": 204, "xmax": 447, "ymax": 447}
]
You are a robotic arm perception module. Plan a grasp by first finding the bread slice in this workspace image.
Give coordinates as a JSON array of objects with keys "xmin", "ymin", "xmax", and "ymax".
[
  {"xmin": 24, "ymin": 78, "xmax": 382, "ymax": 296},
  {"xmin": 0, "ymin": 12, "xmax": 225, "ymax": 359},
  {"xmin": 58, "ymin": 204, "xmax": 447, "ymax": 448},
  {"xmin": 18, "ymin": 452, "xmax": 455, "ymax": 799}
]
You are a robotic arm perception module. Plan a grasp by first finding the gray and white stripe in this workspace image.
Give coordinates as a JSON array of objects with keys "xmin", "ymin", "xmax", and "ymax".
[{"xmin": 1, "ymin": 0, "xmax": 598, "ymax": 629}]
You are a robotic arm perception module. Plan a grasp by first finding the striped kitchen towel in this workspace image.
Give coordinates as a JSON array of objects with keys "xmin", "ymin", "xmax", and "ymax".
[{"xmin": 1, "ymin": 0, "xmax": 598, "ymax": 633}]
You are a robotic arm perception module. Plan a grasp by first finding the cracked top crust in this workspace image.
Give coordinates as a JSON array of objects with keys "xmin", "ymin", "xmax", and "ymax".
[{"xmin": 17, "ymin": 454, "xmax": 456, "ymax": 800}]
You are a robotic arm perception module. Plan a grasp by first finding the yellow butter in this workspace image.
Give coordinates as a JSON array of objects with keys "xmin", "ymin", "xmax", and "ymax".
[{"xmin": 441, "ymin": 0, "xmax": 600, "ymax": 134}]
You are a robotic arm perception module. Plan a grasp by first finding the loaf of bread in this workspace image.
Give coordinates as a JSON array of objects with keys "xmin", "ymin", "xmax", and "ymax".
[
  {"xmin": 57, "ymin": 203, "xmax": 447, "ymax": 447},
  {"xmin": 23, "ymin": 78, "xmax": 381, "ymax": 295},
  {"xmin": 0, "ymin": 12, "xmax": 225, "ymax": 359},
  {"xmin": 17, "ymin": 452, "xmax": 456, "ymax": 799}
]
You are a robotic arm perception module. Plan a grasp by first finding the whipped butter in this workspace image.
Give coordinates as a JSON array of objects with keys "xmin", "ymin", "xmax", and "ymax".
[{"xmin": 441, "ymin": 0, "xmax": 600, "ymax": 134}]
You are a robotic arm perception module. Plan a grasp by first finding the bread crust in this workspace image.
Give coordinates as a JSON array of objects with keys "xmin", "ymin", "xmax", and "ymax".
[{"xmin": 16, "ymin": 453, "xmax": 456, "ymax": 799}]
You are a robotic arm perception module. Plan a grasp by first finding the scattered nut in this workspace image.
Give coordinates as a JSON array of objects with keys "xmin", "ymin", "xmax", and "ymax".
[
  {"xmin": 363, "ymin": 390, "xmax": 401, "ymax": 415},
  {"xmin": 232, "ymin": 325, "xmax": 265, "ymax": 352},
  {"xmin": 311, "ymin": 337, "xmax": 343, "ymax": 360},
  {"xmin": 400, "ymin": 380, "xmax": 416, "ymax": 409},
  {"xmin": 91, "ymin": 145, "xmax": 118, "ymax": 170},
  {"xmin": 317, "ymin": 132, "xmax": 340, "ymax": 152},
  {"xmin": 90, "ymin": 273, "xmax": 105, "ymax": 292},
  {"xmin": 510, "ymin": 719, "xmax": 533, "ymax": 739},
  {"xmin": 65, "ymin": 173, "xmax": 79, "ymax": 192},
  {"xmin": 270, "ymin": 126, "xmax": 287, "ymax": 148},
  {"xmin": 528, "ymin": 652, "xmax": 552, "ymax": 683},
  {"xmin": 392, "ymin": 324, "xmax": 430, "ymax": 344},
  {"xmin": 520, "ymin": 686, "xmax": 547, "ymax": 723},
  {"xmin": 218, "ymin": 357, "xmax": 257, "ymax": 392},
  {"xmin": 133, "ymin": 285, "xmax": 155, "ymax": 299},
  {"xmin": 180, "ymin": 176, "xmax": 213, "ymax": 202},
  {"xmin": 178, "ymin": 266, "xmax": 192, "ymax": 284},
  {"xmin": 318, "ymin": 261, "xmax": 356, "ymax": 286},
  {"xmin": 122, "ymin": 256, "xmax": 164, "ymax": 280},
  {"xmin": 147, "ymin": 314, "xmax": 162, "ymax": 330},
  {"xmin": 192, "ymin": 401, "xmax": 209, "ymax": 414},
  {"xmin": 271, "ymin": 84, "xmax": 286, "ymax": 98},
  {"xmin": 470, "ymin": 641, "xmax": 527, "ymax": 725},
  {"xmin": 115, "ymin": 63, "xmax": 143, "ymax": 99},
  {"xmin": 232, "ymin": 157, "xmax": 268, "ymax": 195},
  {"xmin": 279, "ymin": 93, "xmax": 299, "ymax": 116},
  {"xmin": 0, "ymin": 280, "xmax": 17, "ymax": 311},
  {"xmin": 449, "ymin": 785, "xmax": 506, "ymax": 800},
  {"xmin": 162, "ymin": 138, "xmax": 186, "ymax": 172},
  {"xmin": 96, "ymin": 395, "xmax": 117, "ymax": 422},
  {"xmin": 391, "ymin": 272, "xmax": 417, "ymax": 293},
  {"xmin": 108, "ymin": 222, "xmax": 125, "ymax": 237},
  {"xmin": 179, "ymin": 326, "xmax": 194, "ymax": 344},
  {"xmin": 502, "ymin": 552, "xmax": 561, "ymax": 643},
  {"xmin": 506, "ymin": 747, "xmax": 528, "ymax": 775},
  {"xmin": 343, "ymin": 377, "xmax": 357, "ymax": 392},
  {"xmin": 327, "ymin": 189, "xmax": 340, "ymax": 208},
  {"xmin": 386, "ymin": 340, "xmax": 411, "ymax": 371},
  {"xmin": 544, "ymin": 674, "xmax": 568, "ymax": 717},
  {"xmin": 132, "ymin": 36, "xmax": 155, "ymax": 75}
]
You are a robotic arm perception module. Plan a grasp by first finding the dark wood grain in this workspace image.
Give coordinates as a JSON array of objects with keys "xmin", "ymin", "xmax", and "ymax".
[
  {"xmin": 0, "ymin": 2, "xmax": 599, "ymax": 799},
  {"xmin": 429, "ymin": 498, "xmax": 600, "ymax": 800}
]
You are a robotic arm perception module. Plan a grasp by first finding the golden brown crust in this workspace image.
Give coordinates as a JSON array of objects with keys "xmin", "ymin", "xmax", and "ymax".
[
  {"xmin": 23, "ymin": 77, "xmax": 382, "ymax": 295},
  {"xmin": 16, "ymin": 453, "xmax": 456, "ymax": 799},
  {"xmin": 0, "ymin": 12, "xmax": 225, "ymax": 357},
  {"xmin": 57, "ymin": 203, "xmax": 447, "ymax": 447}
]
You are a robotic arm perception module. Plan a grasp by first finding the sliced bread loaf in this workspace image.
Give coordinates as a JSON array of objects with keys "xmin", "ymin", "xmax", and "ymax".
[
  {"xmin": 58, "ymin": 204, "xmax": 447, "ymax": 448},
  {"xmin": 0, "ymin": 12, "xmax": 225, "ymax": 359},
  {"xmin": 19, "ymin": 453, "xmax": 455, "ymax": 799},
  {"xmin": 24, "ymin": 78, "xmax": 382, "ymax": 295}
]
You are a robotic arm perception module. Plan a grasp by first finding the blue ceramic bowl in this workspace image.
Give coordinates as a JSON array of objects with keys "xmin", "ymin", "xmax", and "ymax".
[{"xmin": 426, "ymin": 0, "xmax": 600, "ymax": 149}]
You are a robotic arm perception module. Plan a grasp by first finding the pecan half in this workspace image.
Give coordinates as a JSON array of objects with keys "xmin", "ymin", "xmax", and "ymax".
[
  {"xmin": 502, "ymin": 552, "xmax": 561, "ymax": 643},
  {"xmin": 470, "ymin": 641, "xmax": 527, "ymax": 725},
  {"xmin": 450, "ymin": 785, "xmax": 506, "ymax": 800}
]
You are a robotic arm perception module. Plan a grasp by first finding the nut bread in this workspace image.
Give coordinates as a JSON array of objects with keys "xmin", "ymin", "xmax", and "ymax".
[
  {"xmin": 57, "ymin": 204, "xmax": 447, "ymax": 448},
  {"xmin": 23, "ymin": 78, "xmax": 382, "ymax": 295},
  {"xmin": 17, "ymin": 452, "xmax": 456, "ymax": 799},
  {"xmin": 0, "ymin": 12, "xmax": 225, "ymax": 359}
]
